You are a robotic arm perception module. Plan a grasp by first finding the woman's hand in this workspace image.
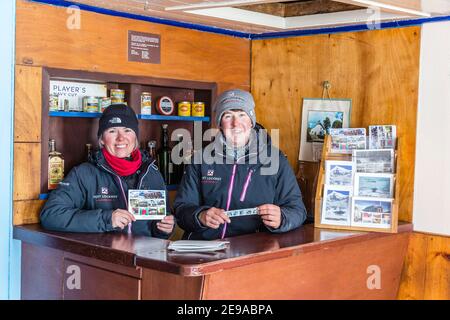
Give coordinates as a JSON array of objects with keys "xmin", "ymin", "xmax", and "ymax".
[
  {"xmin": 111, "ymin": 209, "xmax": 136, "ymax": 229},
  {"xmin": 157, "ymin": 215, "xmax": 175, "ymax": 234},
  {"xmin": 258, "ymin": 204, "xmax": 282, "ymax": 229},
  {"xmin": 198, "ymin": 207, "xmax": 231, "ymax": 229}
]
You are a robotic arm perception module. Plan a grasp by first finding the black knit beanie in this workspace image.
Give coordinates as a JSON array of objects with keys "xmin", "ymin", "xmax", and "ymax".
[{"xmin": 98, "ymin": 104, "xmax": 139, "ymax": 138}]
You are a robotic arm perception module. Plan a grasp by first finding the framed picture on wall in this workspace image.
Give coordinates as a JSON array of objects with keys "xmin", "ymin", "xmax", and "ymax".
[{"xmin": 299, "ymin": 98, "xmax": 352, "ymax": 162}]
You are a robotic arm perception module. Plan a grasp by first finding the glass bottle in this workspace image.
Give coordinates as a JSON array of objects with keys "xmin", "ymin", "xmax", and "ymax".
[
  {"xmin": 157, "ymin": 124, "xmax": 172, "ymax": 184},
  {"xmin": 86, "ymin": 143, "xmax": 93, "ymax": 162},
  {"xmin": 147, "ymin": 140, "xmax": 157, "ymax": 159},
  {"xmin": 173, "ymin": 133, "xmax": 185, "ymax": 184},
  {"xmin": 48, "ymin": 139, "xmax": 64, "ymax": 190}
]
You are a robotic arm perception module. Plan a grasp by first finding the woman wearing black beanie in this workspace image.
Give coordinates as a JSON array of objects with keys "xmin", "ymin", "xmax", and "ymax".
[{"xmin": 40, "ymin": 104, "xmax": 175, "ymax": 237}]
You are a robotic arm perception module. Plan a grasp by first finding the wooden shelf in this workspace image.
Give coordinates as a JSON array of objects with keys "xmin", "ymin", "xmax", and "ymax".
[
  {"xmin": 50, "ymin": 112, "xmax": 210, "ymax": 122},
  {"xmin": 138, "ymin": 114, "xmax": 210, "ymax": 122}
]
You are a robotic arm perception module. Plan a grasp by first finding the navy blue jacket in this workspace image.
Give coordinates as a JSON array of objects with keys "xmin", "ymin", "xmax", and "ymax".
[
  {"xmin": 40, "ymin": 150, "xmax": 170, "ymax": 238},
  {"xmin": 173, "ymin": 126, "xmax": 307, "ymax": 239}
]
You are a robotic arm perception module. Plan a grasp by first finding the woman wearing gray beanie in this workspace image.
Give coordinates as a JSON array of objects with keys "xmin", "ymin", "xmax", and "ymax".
[
  {"xmin": 173, "ymin": 89, "xmax": 307, "ymax": 240},
  {"xmin": 40, "ymin": 104, "xmax": 175, "ymax": 237}
]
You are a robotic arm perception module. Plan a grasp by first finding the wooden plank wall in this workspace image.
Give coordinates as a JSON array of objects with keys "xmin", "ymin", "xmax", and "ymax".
[
  {"xmin": 13, "ymin": 0, "xmax": 250, "ymax": 224},
  {"xmin": 251, "ymin": 27, "xmax": 449, "ymax": 300}
]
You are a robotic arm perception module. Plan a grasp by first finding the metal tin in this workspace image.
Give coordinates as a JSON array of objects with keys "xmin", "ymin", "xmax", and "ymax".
[
  {"xmin": 49, "ymin": 94, "xmax": 59, "ymax": 111},
  {"xmin": 156, "ymin": 96, "xmax": 174, "ymax": 115},
  {"xmin": 83, "ymin": 96, "xmax": 99, "ymax": 113},
  {"xmin": 110, "ymin": 89, "xmax": 125, "ymax": 103},
  {"xmin": 99, "ymin": 97, "xmax": 111, "ymax": 113},
  {"xmin": 177, "ymin": 101, "xmax": 191, "ymax": 117},
  {"xmin": 141, "ymin": 92, "xmax": 152, "ymax": 115},
  {"xmin": 192, "ymin": 101, "xmax": 205, "ymax": 117}
]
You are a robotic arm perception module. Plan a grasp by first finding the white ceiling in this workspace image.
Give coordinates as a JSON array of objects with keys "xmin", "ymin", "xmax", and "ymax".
[{"xmin": 68, "ymin": 0, "xmax": 450, "ymax": 34}]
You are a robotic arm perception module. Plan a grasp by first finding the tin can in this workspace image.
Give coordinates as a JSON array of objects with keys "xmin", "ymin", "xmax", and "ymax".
[
  {"xmin": 99, "ymin": 97, "xmax": 111, "ymax": 112},
  {"xmin": 141, "ymin": 92, "xmax": 152, "ymax": 115},
  {"xmin": 156, "ymin": 96, "xmax": 174, "ymax": 115},
  {"xmin": 192, "ymin": 101, "xmax": 205, "ymax": 117},
  {"xmin": 49, "ymin": 94, "xmax": 59, "ymax": 111},
  {"xmin": 110, "ymin": 89, "xmax": 125, "ymax": 103},
  {"xmin": 178, "ymin": 101, "xmax": 191, "ymax": 117},
  {"xmin": 83, "ymin": 96, "xmax": 99, "ymax": 113}
]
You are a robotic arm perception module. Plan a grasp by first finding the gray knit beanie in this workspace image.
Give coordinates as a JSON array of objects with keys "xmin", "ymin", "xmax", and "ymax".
[{"xmin": 214, "ymin": 89, "xmax": 256, "ymax": 127}]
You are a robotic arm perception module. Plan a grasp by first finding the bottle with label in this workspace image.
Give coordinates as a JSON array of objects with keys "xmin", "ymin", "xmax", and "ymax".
[
  {"xmin": 157, "ymin": 124, "xmax": 172, "ymax": 184},
  {"xmin": 48, "ymin": 139, "xmax": 64, "ymax": 190},
  {"xmin": 172, "ymin": 133, "xmax": 185, "ymax": 184},
  {"xmin": 86, "ymin": 143, "xmax": 93, "ymax": 162},
  {"xmin": 147, "ymin": 140, "xmax": 157, "ymax": 159}
]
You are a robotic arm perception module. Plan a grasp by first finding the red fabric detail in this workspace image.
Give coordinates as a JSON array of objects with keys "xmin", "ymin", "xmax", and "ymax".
[{"xmin": 102, "ymin": 148, "xmax": 142, "ymax": 177}]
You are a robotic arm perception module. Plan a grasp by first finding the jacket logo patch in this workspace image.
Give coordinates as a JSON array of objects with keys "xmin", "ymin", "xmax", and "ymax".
[
  {"xmin": 101, "ymin": 187, "xmax": 108, "ymax": 195},
  {"xmin": 109, "ymin": 117, "xmax": 122, "ymax": 124},
  {"xmin": 207, "ymin": 170, "xmax": 214, "ymax": 177}
]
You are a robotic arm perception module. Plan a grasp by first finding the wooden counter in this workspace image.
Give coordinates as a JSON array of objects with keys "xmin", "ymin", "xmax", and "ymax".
[{"xmin": 14, "ymin": 222, "xmax": 412, "ymax": 300}]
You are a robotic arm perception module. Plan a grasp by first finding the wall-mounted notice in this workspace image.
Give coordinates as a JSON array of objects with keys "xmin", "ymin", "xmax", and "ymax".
[{"xmin": 128, "ymin": 30, "xmax": 161, "ymax": 64}]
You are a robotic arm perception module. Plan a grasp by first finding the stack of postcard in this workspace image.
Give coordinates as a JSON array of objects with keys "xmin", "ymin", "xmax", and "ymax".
[
  {"xmin": 351, "ymin": 149, "xmax": 395, "ymax": 229},
  {"xmin": 329, "ymin": 128, "xmax": 366, "ymax": 154},
  {"xmin": 322, "ymin": 154, "xmax": 395, "ymax": 229},
  {"xmin": 369, "ymin": 125, "xmax": 396, "ymax": 149},
  {"xmin": 168, "ymin": 240, "xmax": 230, "ymax": 252}
]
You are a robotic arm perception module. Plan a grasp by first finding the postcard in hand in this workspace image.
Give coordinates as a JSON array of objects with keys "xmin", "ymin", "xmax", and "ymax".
[
  {"xmin": 353, "ymin": 149, "xmax": 394, "ymax": 173},
  {"xmin": 128, "ymin": 189, "xmax": 166, "ymax": 220},
  {"xmin": 369, "ymin": 125, "xmax": 396, "ymax": 149},
  {"xmin": 325, "ymin": 160, "xmax": 354, "ymax": 187},
  {"xmin": 351, "ymin": 197, "xmax": 393, "ymax": 229},
  {"xmin": 321, "ymin": 185, "xmax": 351, "ymax": 226},
  {"xmin": 329, "ymin": 128, "xmax": 366, "ymax": 154},
  {"xmin": 354, "ymin": 173, "xmax": 394, "ymax": 198}
]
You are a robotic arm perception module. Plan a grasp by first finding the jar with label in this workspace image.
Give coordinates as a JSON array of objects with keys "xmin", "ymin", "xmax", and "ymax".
[
  {"xmin": 192, "ymin": 101, "xmax": 205, "ymax": 117},
  {"xmin": 99, "ymin": 97, "xmax": 111, "ymax": 112},
  {"xmin": 83, "ymin": 96, "xmax": 99, "ymax": 113},
  {"xmin": 110, "ymin": 89, "xmax": 125, "ymax": 103},
  {"xmin": 178, "ymin": 101, "xmax": 191, "ymax": 117},
  {"xmin": 141, "ymin": 92, "xmax": 152, "ymax": 115},
  {"xmin": 49, "ymin": 94, "xmax": 59, "ymax": 111}
]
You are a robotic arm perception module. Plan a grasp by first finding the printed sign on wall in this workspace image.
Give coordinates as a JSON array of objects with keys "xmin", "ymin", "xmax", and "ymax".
[{"xmin": 128, "ymin": 30, "xmax": 161, "ymax": 64}]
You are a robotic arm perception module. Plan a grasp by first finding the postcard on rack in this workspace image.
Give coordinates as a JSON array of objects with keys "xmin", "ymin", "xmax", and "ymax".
[
  {"xmin": 353, "ymin": 149, "xmax": 394, "ymax": 174},
  {"xmin": 128, "ymin": 189, "xmax": 166, "ymax": 220},
  {"xmin": 325, "ymin": 160, "xmax": 355, "ymax": 187},
  {"xmin": 329, "ymin": 128, "xmax": 366, "ymax": 154},
  {"xmin": 354, "ymin": 173, "xmax": 394, "ymax": 198},
  {"xmin": 321, "ymin": 185, "xmax": 352, "ymax": 227},
  {"xmin": 369, "ymin": 125, "xmax": 396, "ymax": 149},
  {"xmin": 351, "ymin": 197, "xmax": 393, "ymax": 229}
]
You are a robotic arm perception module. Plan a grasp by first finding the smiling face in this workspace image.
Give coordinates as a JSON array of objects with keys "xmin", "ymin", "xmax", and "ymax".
[
  {"xmin": 100, "ymin": 127, "xmax": 137, "ymax": 158},
  {"xmin": 220, "ymin": 110, "xmax": 253, "ymax": 147}
]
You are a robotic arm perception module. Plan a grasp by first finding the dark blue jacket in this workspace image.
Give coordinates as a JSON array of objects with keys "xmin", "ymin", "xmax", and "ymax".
[
  {"xmin": 40, "ymin": 150, "xmax": 170, "ymax": 238},
  {"xmin": 173, "ymin": 126, "xmax": 307, "ymax": 240}
]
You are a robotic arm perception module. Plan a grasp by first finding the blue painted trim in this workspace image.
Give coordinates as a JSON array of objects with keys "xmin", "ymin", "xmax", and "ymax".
[
  {"xmin": 251, "ymin": 15, "xmax": 450, "ymax": 40},
  {"xmin": 29, "ymin": 0, "xmax": 252, "ymax": 39},
  {"xmin": 138, "ymin": 114, "xmax": 210, "ymax": 122},
  {"xmin": 39, "ymin": 194, "xmax": 49, "ymax": 200},
  {"xmin": 49, "ymin": 111, "xmax": 102, "ymax": 118},
  {"xmin": 29, "ymin": 0, "xmax": 450, "ymax": 40}
]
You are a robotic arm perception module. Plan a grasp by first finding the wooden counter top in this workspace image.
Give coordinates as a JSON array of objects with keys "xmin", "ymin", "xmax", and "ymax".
[{"xmin": 14, "ymin": 222, "xmax": 413, "ymax": 276}]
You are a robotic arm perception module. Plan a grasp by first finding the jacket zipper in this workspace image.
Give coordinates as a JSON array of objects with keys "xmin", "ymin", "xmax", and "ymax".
[
  {"xmin": 240, "ymin": 169, "xmax": 253, "ymax": 202},
  {"xmin": 221, "ymin": 164, "xmax": 237, "ymax": 239},
  {"xmin": 100, "ymin": 164, "xmax": 131, "ymax": 233}
]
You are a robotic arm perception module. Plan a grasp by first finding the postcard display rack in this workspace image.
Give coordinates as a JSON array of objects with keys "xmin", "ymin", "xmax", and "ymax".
[
  {"xmin": 40, "ymin": 67, "xmax": 216, "ymax": 196},
  {"xmin": 314, "ymin": 135, "xmax": 399, "ymax": 233}
]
